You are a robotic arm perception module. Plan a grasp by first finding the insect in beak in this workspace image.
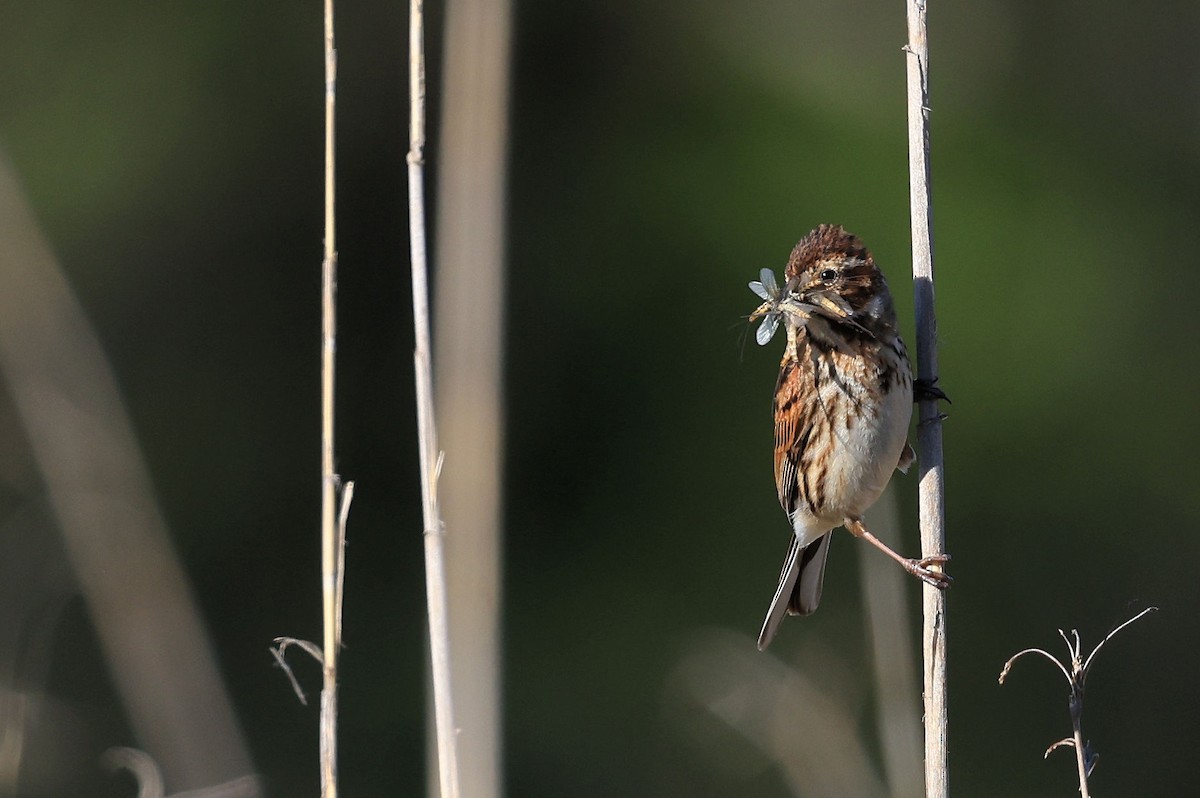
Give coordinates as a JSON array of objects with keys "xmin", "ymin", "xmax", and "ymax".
[
  {"xmin": 747, "ymin": 268, "xmax": 784, "ymax": 345},
  {"xmin": 747, "ymin": 270, "xmax": 812, "ymax": 345}
]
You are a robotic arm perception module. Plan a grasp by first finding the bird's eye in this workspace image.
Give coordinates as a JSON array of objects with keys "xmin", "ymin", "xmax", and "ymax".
[{"xmin": 819, "ymin": 268, "xmax": 838, "ymax": 283}]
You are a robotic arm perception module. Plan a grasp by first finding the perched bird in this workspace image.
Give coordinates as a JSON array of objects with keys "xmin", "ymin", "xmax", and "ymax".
[{"xmin": 749, "ymin": 225, "xmax": 950, "ymax": 650}]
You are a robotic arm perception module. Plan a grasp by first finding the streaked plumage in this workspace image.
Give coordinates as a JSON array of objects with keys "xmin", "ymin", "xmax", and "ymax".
[{"xmin": 754, "ymin": 225, "xmax": 946, "ymax": 650}]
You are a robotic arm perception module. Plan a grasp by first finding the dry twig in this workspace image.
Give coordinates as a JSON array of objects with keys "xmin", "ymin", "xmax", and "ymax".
[
  {"xmin": 103, "ymin": 747, "xmax": 262, "ymax": 798},
  {"xmin": 998, "ymin": 607, "xmax": 1157, "ymax": 797}
]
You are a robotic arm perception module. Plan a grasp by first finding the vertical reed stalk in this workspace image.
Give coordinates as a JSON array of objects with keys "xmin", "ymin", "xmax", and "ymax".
[
  {"xmin": 318, "ymin": 1, "xmax": 344, "ymax": 796},
  {"xmin": 0, "ymin": 154, "xmax": 257, "ymax": 797},
  {"xmin": 433, "ymin": 0, "xmax": 513, "ymax": 794},
  {"xmin": 408, "ymin": 0, "xmax": 462, "ymax": 795},
  {"xmin": 903, "ymin": 1, "xmax": 948, "ymax": 796}
]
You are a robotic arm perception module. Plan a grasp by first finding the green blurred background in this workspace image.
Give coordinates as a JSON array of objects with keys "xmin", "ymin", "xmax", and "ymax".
[{"xmin": 2, "ymin": 0, "xmax": 1198, "ymax": 795}]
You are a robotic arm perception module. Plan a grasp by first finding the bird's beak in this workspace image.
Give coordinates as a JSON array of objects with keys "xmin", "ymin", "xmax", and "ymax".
[
  {"xmin": 798, "ymin": 284, "xmax": 854, "ymax": 321},
  {"xmin": 796, "ymin": 280, "xmax": 873, "ymax": 337}
]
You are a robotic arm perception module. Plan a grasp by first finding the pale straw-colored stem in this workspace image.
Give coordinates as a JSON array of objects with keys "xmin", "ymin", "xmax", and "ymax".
[
  {"xmin": 319, "ymin": 1, "xmax": 344, "ymax": 796},
  {"xmin": 0, "ymin": 152, "xmax": 258, "ymax": 795},
  {"xmin": 408, "ymin": 0, "xmax": 462, "ymax": 795},
  {"xmin": 904, "ymin": 1, "xmax": 948, "ymax": 796},
  {"xmin": 861, "ymin": 488, "xmax": 923, "ymax": 798},
  {"xmin": 1070, "ymin": 707, "xmax": 1091, "ymax": 798},
  {"xmin": 432, "ymin": 0, "xmax": 512, "ymax": 794}
]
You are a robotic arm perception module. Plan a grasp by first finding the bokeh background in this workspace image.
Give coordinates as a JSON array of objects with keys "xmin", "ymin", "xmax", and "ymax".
[{"xmin": 2, "ymin": 0, "xmax": 1198, "ymax": 796}]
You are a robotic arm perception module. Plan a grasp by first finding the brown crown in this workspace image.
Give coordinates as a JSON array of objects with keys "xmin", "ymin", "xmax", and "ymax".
[{"xmin": 784, "ymin": 224, "xmax": 874, "ymax": 279}]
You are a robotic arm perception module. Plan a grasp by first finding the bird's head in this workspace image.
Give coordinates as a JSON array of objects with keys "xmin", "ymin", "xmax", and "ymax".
[{"xmin": 785, "ymin": 224, "xmax": 897, "ymax": 336}]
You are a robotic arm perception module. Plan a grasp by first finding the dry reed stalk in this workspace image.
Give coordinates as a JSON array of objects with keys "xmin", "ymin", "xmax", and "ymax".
[
  {"xmin": 317, "ymin": 1, "xmax": 349, "ymax": 795},
  {"xmin": 0, "ymin": 152, "xmax": 258, "ymax": 794},
  {"xmin": 408, "ymin": 0, "xmax": 462, "ymax": 795},
  {"xmin": 861, "ymin": 487, "xmax": 923, "ymax": 798},
  {"xmin": 903, "ymin": 1, "xmax": 948, "ymax": 795},
  {"xmin": 432, "ymin": 0, "xmax": 513, "ymax": 794}
]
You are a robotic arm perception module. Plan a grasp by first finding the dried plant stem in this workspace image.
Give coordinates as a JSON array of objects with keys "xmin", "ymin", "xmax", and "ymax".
[
  {"xmin": 861, "ymin": 487, "xmax": 923, "ymax": 798},
  {"xmin": 1070, "ymin": 722, "xmax": 1091, "ymax": 798},
  {"xmin": 408, "ymin": 0, "xmax": 462, "ymax": 795},
  {"xmin": 903, "ymin": 1, "xmax": 948, "ymax": 796},
  {"xmin": 433, "ymin": 0, "xmax": 512, "ymax": 794},
  {"xmin": 319, "ymin": 1, "xmax": 345, "ymax": 796},
  {"xmin": 0, "ymin": 149, "xmax": 257, "ymax": 796},
  {"xmin": 998, "ymin": 607, "xmax": 1157, "ymax": 797}
]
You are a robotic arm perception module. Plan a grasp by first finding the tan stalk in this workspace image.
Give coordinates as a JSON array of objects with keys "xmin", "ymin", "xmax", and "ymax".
[
  {"xmin": 433, "ymin": 0, "xmax": 513, "ymax": 794},
  {"xmin": 0, "ymin": 151, "xmax": 259, "ymax": 796},
  {"xmin": 408, "ymin": 0, "xmax": 462, "ymax": 795},
  {"xmin": 318, "ymin": 1, "xmax": 348, "ymax": 796},
  {"xmin": 903, "ymin": 1, "xmax": 948, "ymax": 796}
]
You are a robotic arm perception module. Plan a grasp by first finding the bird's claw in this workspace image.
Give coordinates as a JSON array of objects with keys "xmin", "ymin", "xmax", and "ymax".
[
  {"xmin": 914, "ymin": 377, "xmax": 951, "ymax": 404},
  {"xmin": 905, "ymin": 554, "xmax": 953, "ymax": 589}
]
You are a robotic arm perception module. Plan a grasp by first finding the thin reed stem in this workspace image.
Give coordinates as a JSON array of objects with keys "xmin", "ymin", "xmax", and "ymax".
[
  {"xmin": 319, "ymin": 1, "xmax": 345, "ymax": 796},
  {"xmin": 408, "ymin": 0, "xmax": 462, "ymax": 795},
  {"xmin": 903, "ymin": 1, "xmax": 948, "ymax": 796}
]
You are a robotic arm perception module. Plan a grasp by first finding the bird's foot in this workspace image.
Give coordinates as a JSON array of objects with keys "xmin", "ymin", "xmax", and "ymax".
[
  {"xmin": 914, "ymin": 377, "xmax": 951, "ymax": 404},
  {"xmin": 904, "ymin": 554, "xmax": 953, "ymax": 589}
]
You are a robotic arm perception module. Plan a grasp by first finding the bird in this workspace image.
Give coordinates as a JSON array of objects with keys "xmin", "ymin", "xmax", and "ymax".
[{"xmin": 748, "ymin": 224, "xmax": 950, "ymax": 650}]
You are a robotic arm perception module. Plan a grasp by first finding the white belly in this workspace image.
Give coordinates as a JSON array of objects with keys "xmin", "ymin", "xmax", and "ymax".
[
  {"xmin": 823, "ymin": 375, "xmax": 911, "ymax": 518},
  {"xmin": 789, "ymin": 345, "xmax": 912, "ymax": 543}
]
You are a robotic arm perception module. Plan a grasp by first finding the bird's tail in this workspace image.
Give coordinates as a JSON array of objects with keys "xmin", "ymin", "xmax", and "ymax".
[{"xmin": 756, "ymin": 533, "xmax": 832, "ymax": 650}]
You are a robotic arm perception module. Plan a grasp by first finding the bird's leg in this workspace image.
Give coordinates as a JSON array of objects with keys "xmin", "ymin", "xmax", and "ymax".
[{"xmin": 844, "ymin": 517, "xmax": 952, "ymax": 589}]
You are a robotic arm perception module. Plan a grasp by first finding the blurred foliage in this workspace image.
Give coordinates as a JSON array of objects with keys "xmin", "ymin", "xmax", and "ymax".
[{"xmin": 1, "ymin": 0, "xmax": 1198, "ymax": 796}]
